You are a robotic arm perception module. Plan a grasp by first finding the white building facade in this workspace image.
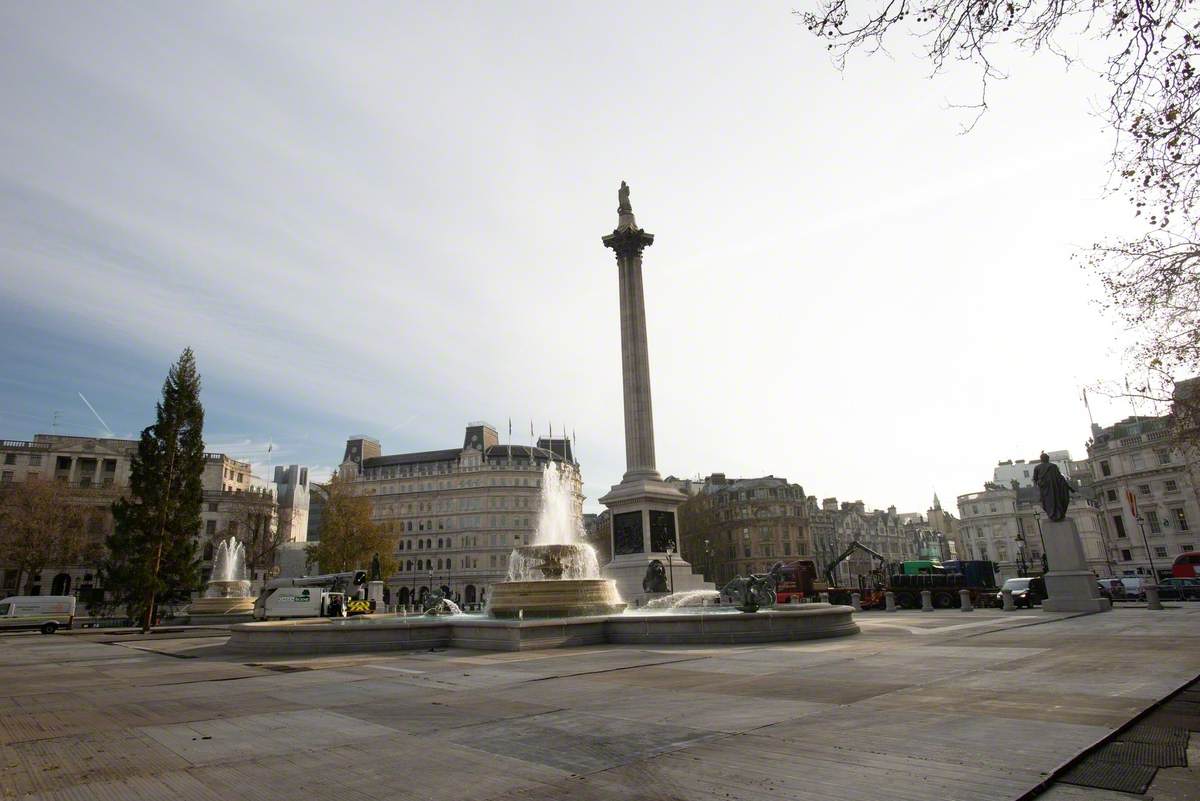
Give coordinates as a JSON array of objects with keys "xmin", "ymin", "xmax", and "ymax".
[{"xmin": 1087, "ymin": 415, "xmax": 1200, "ymax": 579}]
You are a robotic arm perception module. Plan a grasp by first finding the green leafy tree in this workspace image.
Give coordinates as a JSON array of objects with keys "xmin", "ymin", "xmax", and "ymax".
[
  {"xmin": 98, "ymin": 348, "xmax": 206, "ymax": 629},
  {"xmin": 305, "ymin": 474, "xmax": 396, "ymax": 577}
]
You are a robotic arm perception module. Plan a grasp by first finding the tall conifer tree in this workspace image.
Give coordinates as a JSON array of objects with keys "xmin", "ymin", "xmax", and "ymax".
[{"xmin": 100, "ymin": 348, "xmax": 206, "ymax": 630}]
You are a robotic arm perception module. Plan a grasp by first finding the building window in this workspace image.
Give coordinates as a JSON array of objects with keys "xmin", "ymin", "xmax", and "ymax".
[
  {"xmin": 205, "ymin": 520, "xmax": 216, "ymax": 536},
  {"xmin": 1131, "ymin": 453, "xmax": 1146, "ymax": 470},
  {"xmin": 1154, "ymin": 546, "xmax": 1168, "ymax": 558},
  {"xmin": 0, "ymin": 471, "xmax": 12, "ymax": 483},
  {"xmin": 1165, "ymin": 480, "xmax": 1179, "ymax": 493},
  {"xmin": 1181, "ymin": 544, "xmax": 1195, "ymax": 552},
  {"xmin": 1113, "ymin": 516, "xmax": 1127, "ymax": 538},
  {"xmin": 1138, "ymin": 484, "xmax": 1151, "ymax": 496},
  {"xmin": 1121, "ymin": 549, "xmax": 1132, "ymax": 561},
  {"xmin": 1156, "ymin": 449, "xmax": 1171, "ymax": 465},
  {"xmin": 1148, "ymin": 511, "xmax": 1161, "ymax": 534},
  {"xmin": 1106, "ymin": 489, "xmax": 1118, "ymax": 502},
  {"xmin": 1100, "ymin": 461, "xmax": 1111, "ymax": 477},
  {"xmin": 208, "ymin": 502, "xmax": 218, "ymax": 512},
  {"xmin": 1174, "ymin": 508, "xmax": 1189, "ymax": 531},
  {"xmin": 3, "ymin": 454, "xmax": 14, "ymax": 465}
]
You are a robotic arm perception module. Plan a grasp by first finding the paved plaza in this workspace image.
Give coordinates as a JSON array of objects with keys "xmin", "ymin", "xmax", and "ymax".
[{"xmin": 2, "ymin": 606, "xmax": 1198, "ymax": 801}]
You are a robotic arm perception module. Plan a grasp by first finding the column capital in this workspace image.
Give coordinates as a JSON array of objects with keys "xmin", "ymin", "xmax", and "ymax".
[{"xmin": 602, "ymin": 226, "xmax": 654, "ymax": 261}]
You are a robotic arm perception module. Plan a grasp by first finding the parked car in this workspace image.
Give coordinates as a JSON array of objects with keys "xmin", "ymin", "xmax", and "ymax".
[
  {"xmin": 1157, "ymin": 577, "xmax": 1200, "ymax": 601},
  {"xmin": 995, "ymin": 577, "xmax": 1046, "ymax": 608},
  {"xmin": 1098, "ymin": 578, "xmax": 1126, "ymax": 600},
  {"xmin": 1096, "ymin": 582, "xmax": 1114, "ymax": 601}
]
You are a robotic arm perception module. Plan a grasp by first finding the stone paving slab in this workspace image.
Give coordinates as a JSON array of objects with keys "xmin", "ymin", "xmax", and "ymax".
[
  {"xmin": 2, "ymin": 607, "xmax": 1198, "ymax": 801},
  {"xmin": 444, "ymin": 708, "xmax": 724, "ymax": 774}
]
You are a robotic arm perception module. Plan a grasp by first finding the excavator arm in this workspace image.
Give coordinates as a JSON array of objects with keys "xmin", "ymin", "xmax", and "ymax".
[{"xmin": 824, "ymin": 540, "xmax": 890, "ymax": 586}]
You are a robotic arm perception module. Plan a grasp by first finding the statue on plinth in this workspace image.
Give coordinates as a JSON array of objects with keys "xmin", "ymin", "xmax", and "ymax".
[
  {"xmin": 1032, "ymin": 452, "xmax": 1076, "ymax": 522},
  {"xmin": 618, "ymin": 180, "xmax": 632, "ymax": 213}
]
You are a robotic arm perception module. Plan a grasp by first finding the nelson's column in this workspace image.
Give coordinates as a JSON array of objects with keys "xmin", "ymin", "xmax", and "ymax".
[{"xmin": 599, "ymin": 181, "xmax": 712, "ymax": 603}]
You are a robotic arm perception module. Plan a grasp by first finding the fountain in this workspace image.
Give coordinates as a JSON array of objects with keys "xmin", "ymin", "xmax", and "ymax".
[
  {"xmin": 224, "ymin": 186, "xmax": 861, "ymax": 653},
  {"xmin": 487, "ymin": 463, "xmax": 626, "ymax": 619},
  {"xmin": 187, "ymin": 536, "xmax": 255, "ymax": 619}
]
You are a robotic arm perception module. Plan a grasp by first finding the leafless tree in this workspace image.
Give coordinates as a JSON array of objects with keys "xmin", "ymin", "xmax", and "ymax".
[
  {"xmin": 0, "ymin": 479, "xmax": 100, "ymax": 594},
  {"xmin": 210, "ymin": 492, "xmax": 286, "ymax": 581},
  {"xmin": 800, "ymin": 0, "xmax": 1200, "ymax": 429}
]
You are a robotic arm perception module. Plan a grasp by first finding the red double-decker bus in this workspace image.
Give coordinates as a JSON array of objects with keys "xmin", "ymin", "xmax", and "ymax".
[{"xmin": 1172, "ymin": 551, "xmax": 1200, "ymax": 578}]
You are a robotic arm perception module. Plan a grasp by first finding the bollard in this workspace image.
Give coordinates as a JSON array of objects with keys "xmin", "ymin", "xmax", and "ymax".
[
  {"xmin": 1001, "ymin": 589, "xmax": 1015, "ymax": 611},
  {"xmin": 792, "ymin": 595, "xmax": 800, "ymax": 605},
  {"xmin": 885, "ymin": 591, "xmax": 897, "ymax": 612},
  {"xmin": 851, "ymin": 592, "xmax": 862, "ymax": 612},
  {"xmin": 921, "ymin": 590, "xmax": 933, "ymax": 611},
  {"xmin": 1146, "ymin": 585, "xmax": 1163, "ymax": 610},
  {"xmin": 959, "ymin": 589, "xmax": 974, "ymax": 612},
  {"xmin": 819, "ymin": 592, "xmax": 830, "ymax": 604}
]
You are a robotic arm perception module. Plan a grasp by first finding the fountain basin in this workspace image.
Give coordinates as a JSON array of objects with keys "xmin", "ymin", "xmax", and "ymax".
[
  {"xmin": 188, "ymin": 578, "xmax": 255, "ymax": 619},
  {"xmin": 487, "ymin": 578, "xmax": 626, "ymax": 619},
  {"xmin": 223, "ymin": 604, "xmax": 859, "ymax": 655}
]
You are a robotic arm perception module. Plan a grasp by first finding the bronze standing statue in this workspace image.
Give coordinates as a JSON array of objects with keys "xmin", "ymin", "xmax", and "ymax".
[
  {"xmin": 618, "ymin": 180, "xmax": 632, "ymax": 213},
  {"xmin": 1032, "ymin": 452, "xmax": 1076, "ymax": 522}
]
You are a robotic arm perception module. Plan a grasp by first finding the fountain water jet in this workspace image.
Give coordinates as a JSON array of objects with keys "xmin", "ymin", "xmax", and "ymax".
[
  {"xmin": 487, "ymin": 462, "xmax": 625, "ymax": 619},
  {"xmin": 188, "ymin": 536, "xmax": 255, "ymax": 618}
]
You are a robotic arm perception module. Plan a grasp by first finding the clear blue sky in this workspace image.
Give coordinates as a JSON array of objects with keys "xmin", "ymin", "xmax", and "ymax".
[{"xmin": 0, "ymin": 2, "xmax": 1142, "ymax": 513}]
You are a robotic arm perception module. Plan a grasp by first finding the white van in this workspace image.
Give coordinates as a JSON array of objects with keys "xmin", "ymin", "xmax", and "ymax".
[
  {"xmin": 258, "ymin": 588, "xmax": 347, "ymax": 620},
  {"xmin": 0, "ymin": 595, "xmax": 76, "ymax": 634}
]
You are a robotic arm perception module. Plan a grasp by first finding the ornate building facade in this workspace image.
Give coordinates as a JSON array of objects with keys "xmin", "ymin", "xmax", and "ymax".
[
  {"xmin": 1087, "ymin": 414, "xmax": 1200, "ymax": 580},
  {"xmin": 677, "ymin": 475, "xmax": 813, "ymax": 586},
  {"xmin": 336, "ymin": 423, "xmax": 580, "ymax": 608}
]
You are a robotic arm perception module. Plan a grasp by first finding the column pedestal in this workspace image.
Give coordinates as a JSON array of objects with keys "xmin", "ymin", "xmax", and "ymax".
[
  {"xmin": 600, "ymin": 477, "xmax": 712, "ymax": 606},
  {"xmin": 1040, "ymin": 518, "xmax": 1112, "ymax": 614}
]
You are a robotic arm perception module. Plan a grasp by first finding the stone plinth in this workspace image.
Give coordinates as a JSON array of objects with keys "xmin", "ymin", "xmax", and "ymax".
[
  {"xmin": 1040, "ymin": 518, "xmax": 1112, "ymax": 614},
  {"xmin": 367, "ymin": 580, "xmax": 385, "ymax": 608}
]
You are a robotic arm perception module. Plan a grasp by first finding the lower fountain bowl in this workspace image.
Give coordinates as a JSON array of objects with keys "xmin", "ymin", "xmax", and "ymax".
[
  {"xmin": 187, "ymin": 596, "xmax": 256, "ymax": 616},
  {"xmin": 488, "ymin": 578, "xmax": 626, "ymax": 619}
]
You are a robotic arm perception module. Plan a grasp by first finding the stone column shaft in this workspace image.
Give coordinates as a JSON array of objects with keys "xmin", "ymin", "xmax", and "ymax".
[{"xmin": 617, "ymin": 251, "xmax": 656, "ymax": 477}]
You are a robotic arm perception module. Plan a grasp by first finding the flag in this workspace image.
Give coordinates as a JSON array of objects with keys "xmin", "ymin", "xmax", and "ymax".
[{"xmin": 1125, "ymin": 489, "xmax": 1138, "ymax": 520}]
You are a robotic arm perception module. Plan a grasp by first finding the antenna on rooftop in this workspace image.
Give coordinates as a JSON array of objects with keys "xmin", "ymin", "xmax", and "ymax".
[{"xmin": 78, "ymin": 393, "xmax": 113, "ymax": 437}]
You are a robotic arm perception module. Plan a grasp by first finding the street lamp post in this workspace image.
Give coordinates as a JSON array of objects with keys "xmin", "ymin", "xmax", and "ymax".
[
  {"xmin": 1135, "ymin": 515, "xmax": 1160, "ymax": 584},
  {"xmin": 703, "ymin": 538, "xmax": 711, "ymax": 582},
  {"xmin": 1033, "ymin": 511, "xmax": 1049, "ymax": 573},
  {"xmin": 1015, "ymin": 531, "xmax": 1028, "ymax": 578},
  {"xmin": 666, "ymin": 542, "xmax": 675, "ymax": 594}
]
